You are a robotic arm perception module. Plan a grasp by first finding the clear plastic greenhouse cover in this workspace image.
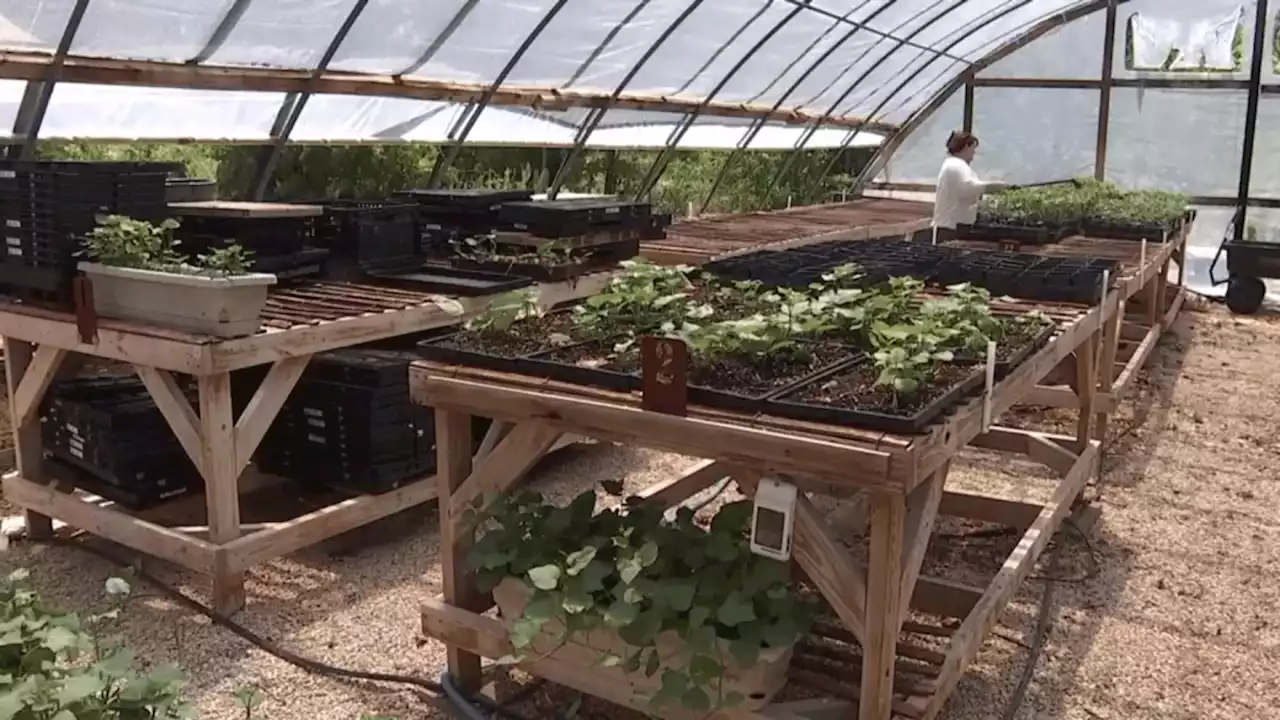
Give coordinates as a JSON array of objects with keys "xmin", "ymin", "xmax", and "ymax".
[{"xmin": 0, "ymin": 0, "xmax": 1104, "ymax": 145}]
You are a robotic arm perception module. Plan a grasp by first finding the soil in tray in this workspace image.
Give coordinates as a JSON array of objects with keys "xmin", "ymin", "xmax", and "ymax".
[
  {"xmin": 533, "ymin": 338, "xmax": 640, "ymax": 375},
  {"xmin": 786, "ymin": 362, "xmax": 976, "ymax": 418},
  {"xmin": 689, "ymin": 342, "xmax": 851, "ymax": 398},
  {"xmin": 433, "ymin": 313, "xmax": 579, "ymax": 357}
]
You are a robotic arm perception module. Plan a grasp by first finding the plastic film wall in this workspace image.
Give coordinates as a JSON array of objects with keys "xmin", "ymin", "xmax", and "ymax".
[
  {"xmin": 873, "ymin": 0, "xmax": 1278, "ymax": 300},
  {"xmin": 0, "ymin": 0, "xmax": 1116, "ymax": 146}
]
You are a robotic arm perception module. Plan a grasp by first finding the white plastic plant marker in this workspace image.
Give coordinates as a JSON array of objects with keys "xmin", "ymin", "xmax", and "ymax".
[
  {"xmin": 1099, "ymin": 269, "xmax": 1110, "ymax": 327},
  {"xmin": 750, "ymin": 477, "xmax": 797, "ymax": 562},
  {"xmin": 981, "ymin": 340, "xmax": 997, "ymax": 431},
  {"xmin": 931, "ymin": 225, "xmax": 938, "ymax": 246},
  {"xmin": 1139, "ymin": 239, "xmax": 1147, "ymax": 271}
]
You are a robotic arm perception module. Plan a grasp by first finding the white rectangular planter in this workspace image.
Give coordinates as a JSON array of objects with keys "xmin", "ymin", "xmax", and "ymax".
[{"xmin": 78, "ymin": 262, "xmax": 277, "ymax": 338}]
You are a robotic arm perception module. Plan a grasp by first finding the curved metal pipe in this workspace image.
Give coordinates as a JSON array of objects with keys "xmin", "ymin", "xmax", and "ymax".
[
  {"xmin": 758, "ymin": 0, "xmax": 975, "ymax": 203},
  {"xmin": 855, "ymin": 0, "xmax": 1122, "ymax": 192},
  {"xmin": 425, "ymin": 0, "xmax": 574, "ymax": 188}
]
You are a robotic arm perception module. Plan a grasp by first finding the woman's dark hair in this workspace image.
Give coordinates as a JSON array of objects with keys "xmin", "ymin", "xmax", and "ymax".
[{"xmin": 946, "ymin": 130, "xmax": 979, "ymax": 155}]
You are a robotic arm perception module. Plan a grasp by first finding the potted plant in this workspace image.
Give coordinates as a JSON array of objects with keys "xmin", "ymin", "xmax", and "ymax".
[
  {"xmin": 468, "ymin": 486, "xmax": 814, "ymax": 714},
  {"xmin": 78, "ymin": 215, "xmax": 277, "ymax": 338}
]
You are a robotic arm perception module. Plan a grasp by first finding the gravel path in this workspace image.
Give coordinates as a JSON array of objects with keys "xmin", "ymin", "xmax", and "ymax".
[{"xmin": 2, "ymin": 303, "xmax": 1278, "ymax": 720}]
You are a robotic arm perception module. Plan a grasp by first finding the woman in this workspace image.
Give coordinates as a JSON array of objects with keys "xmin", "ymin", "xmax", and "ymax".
[{"xmin": 932, "ymin": 130, "xmax": 1005, "ymax": 242}]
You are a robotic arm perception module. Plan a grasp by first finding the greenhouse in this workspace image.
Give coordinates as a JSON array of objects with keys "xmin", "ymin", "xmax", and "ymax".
[{"xmin": 0, "ymin": 1, "xmax": 1274, "ymax": 720}]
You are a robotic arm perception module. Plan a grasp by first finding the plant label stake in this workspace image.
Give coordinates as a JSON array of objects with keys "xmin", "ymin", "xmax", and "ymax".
[
  {"xmin": 640, "ymin": 335, "xmax": 688, "ymax": 416},
  {"xmin": 931, "ymin": 226, "xmax": 938, "ymax": 246},
  {"xmin": 981, "ymin": 340, "xmax": 997, "ymax": 431},
  {"xmin": 71, "ymin": 276, "xmax": 98, "ymax": 345},
  {"xmin": 1099, "ymin": 269, "xmax": 1110, "ymax": 329},
  {"xmin": 750, "ymin": 477, "xmax": 797, "ymax": 562},
  {"xmin": 1139, "ymin": 239, "xmax": 1147, "ymax": 271}
]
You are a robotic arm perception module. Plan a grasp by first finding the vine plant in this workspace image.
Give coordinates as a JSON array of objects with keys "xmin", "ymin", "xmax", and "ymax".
[
  {"xmin": 467, "ymin": 487, "xmax": 815, "ymax": 714},
  {"xmin": 82, "ymin": 215, "xmax": 254, "ymax": 278}
]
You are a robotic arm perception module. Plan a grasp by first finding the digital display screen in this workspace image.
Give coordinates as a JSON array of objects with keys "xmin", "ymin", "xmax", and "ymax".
[{"xmin": 754, "ymin": 507, "xmax": 787, "ymax": 552}]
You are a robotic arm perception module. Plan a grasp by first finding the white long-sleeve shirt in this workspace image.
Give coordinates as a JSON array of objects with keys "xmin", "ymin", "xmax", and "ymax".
[{"xmin": 933, "ymin": 156, "xmax": 994, "ymax": 229}]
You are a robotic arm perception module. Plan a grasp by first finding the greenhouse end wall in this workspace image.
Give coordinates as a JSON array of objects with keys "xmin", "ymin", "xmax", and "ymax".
[{"xmin": 873, "ymin": 0, "xmax": 1280, "ymax": 302}]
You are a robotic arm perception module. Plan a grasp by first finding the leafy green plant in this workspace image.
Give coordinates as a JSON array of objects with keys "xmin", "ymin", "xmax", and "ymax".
[
  {"xmin": 457, "ymin": 236, "xmax": 576, "ymax": 267},
  {"xmin": 81, "ymin": 215, "xmax": 255, "ymax": 278},
  {"xmin": 572, "ymin": 260, "xmax": 705, "ymax": 339},
  {"xmin": 0, "ymin": 568, "xmax": 193, "ymax": 719},
  {"xmin": 920, "ymin": 283, "xmax": 1004, "ymax": 354},
  {"xmin": 467, "ymin": 488, "xmax": 814, "ymax": 714},
  {"xmin": 464, "ymin": 288, "xmax": 542, "ymax": 333},
  {"xmin": 869, "ymin": 321, "xmax": 955, "ymax": 403}
]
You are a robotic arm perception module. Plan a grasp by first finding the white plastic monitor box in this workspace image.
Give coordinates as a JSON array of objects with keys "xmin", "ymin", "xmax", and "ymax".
[{"xmin": 750, "ymin": 477, "xmax": 798, "ymax": 562}]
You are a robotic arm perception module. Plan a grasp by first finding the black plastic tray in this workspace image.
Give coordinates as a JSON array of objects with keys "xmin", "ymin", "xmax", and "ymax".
[
  {"xmin": 957, "ymin": 222, "xmax": 1075, "ymax": 245},
  {"xmin": 1077, "ymin": 218, "xmax": 1181, "ymax": 242},
  {"xmin": 765, "ymin": 359, "xmax": 986, "ymax": 434},
  {"xmin": 452, "ymin": 257, "xmax": 596, "ymax": 282},
  {"xmin": 415, "ymin": 334, "xmax": 547, "ymax": 376},
  {"xmin": 952, "ymin": 320, "xmax": 1055, "ymax": 377},
  {"xmin": 685, "ymin": 348, "xmax": 863, "ymax": 415},
  {"xmin": 396, "ymin": 188, "xmax": 534, "ymax": 208},
  {"xmin": 365, "ymin": 264, "xmax": 532, "ymax": 296},
  {"xmin": 517, "ymin": 337, "xmax": 640, "ymax": 392}
]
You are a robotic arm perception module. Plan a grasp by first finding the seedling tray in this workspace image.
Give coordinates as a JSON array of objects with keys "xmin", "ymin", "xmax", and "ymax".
[
  {"xmin": 1077, "ymin": 218, "xmax": 1180, "ymax": 242},
  {"xmin": 45, "ymin": 457, "xmax": 200, "ymax": 511},
  {"xmin": 499, "ymin": 199, "xmax": 652, "ymax": 238},
  {"xmin": 396, "ymin": 188, "xmax": 534, "ymax": 209},
  {"xmin": 953, "ymin": 320, "xmax": 1055, "ymax": 377},
  {"xmin": 765, "ymin": 360, "xmax": 986, "ymax": 434},
  {"xmin": 365, "ymin": 264, "xmax": 532, "ymax": 296},
  {"xmin": 518, "ymin": 337, "xmax": 640, "ymax": 392},
  {"xmin": 957, "ymin": 222, "xmax": 1074, "ymax": 245},
  {"xmin": 685, "ymin": 346, "xmax": 862, "ymax": 415},
  {"xmin": 452, "ymin": 257, "xmax": 597, "ymax": 282}
]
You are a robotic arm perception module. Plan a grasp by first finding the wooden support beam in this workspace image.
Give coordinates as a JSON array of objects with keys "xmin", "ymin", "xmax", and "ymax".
[
  {"xmin": 861, "ymin": 491, "xmax": 905, "ymax": 720},
  {"xmin": 436, "ymin": 409, "xmax": 482, "ymax": 690},
  {"xmin": 2, "ymin": 472, "xmax": 219, "ymax": 573},
  {"xmin": 198, "ymin": 372, "xmax": 244, "ymax": 614},
  {"xmin": 6, "ymin": 339, "xmax": 54, "ymax": 538},
  {"xmin": 0, "ymin": 51, "xmax": 894, "ymax": 132},
  {"xmin": 10, "ymin": 345, "xmax": 66, "ymax": 428},
  {"xmin": 938, "ymin": 491, "xmax": 1040, "ymax": 529},
  {"xmin": 793, "ymin": 496, "xmax": 868, "ymax": 646},
  {"xmin": 447, "ymin": 423, "xmax": 561, "ymax": 524},
  {"xmin": 474, "ymin": 421, "xmax": 511, "ymax": 460},
  {"xmin": 233, "ymin": 356, "xmax": 310, "ymax": 471},
  {"xmin": 636, "ymin": 459, "xmax": 732, "ymax": 507},
  {"xmin": 897, "ymin": 467, "xmax": 946, "ymax": 630},
  {"xmin": 135, "ymin": 366, "xmax": 204, "ymax": 474}
]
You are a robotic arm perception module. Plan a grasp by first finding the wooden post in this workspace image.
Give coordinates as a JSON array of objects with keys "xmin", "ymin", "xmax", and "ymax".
[
  {"xmin": 1074, "ymin": 332, "xmax": 1099, "ymax": 455},
  {"xmin": 4, "ymin": 339, "xmax": 54, "ymax": 538},
  {"xmin": 1094, "ymin": 310, "xmax": 1121, "ymax": 445},
  {"xmin": 436, "ymin": 408, "xmax": 481, "ymax": 689},
  {"xmin": 861, "ymin": 491, "xmax": 906, "ymax": 720},
  {"xmin": 198, "ymin": 372, "xmax": 244, "ymax": 614}
]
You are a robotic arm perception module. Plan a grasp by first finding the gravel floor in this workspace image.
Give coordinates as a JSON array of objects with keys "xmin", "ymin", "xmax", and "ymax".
[{"xmin": 2, "ymin": 302, "xmax": 1279, "ymax": 720}]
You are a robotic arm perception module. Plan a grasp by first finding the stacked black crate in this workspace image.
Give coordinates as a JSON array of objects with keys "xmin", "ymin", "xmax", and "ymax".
[
  {"xmin": 314, "ymin": 199, "xmax": 421, "ymax": 279},
  {"xmin": 492, "ymin": 197, "xmax": 665, "ymax": 262},
  {"xmin": 41, "ymin": 376, "xmax": 203, "ymax": 510},
  {"xmin": 172, "ymin": 212, "xmax": 328, "ymax": 281},
  {"xmin": 0, "ymin": 161, "xmax": 170, "ymax": 304},
  {"xmin": 394, "ymin": 189, "xmax": 534, "ymax": 258},
  {"xmin": 254, "ymin": 349, "xmax": 436, "ymax": 494}
]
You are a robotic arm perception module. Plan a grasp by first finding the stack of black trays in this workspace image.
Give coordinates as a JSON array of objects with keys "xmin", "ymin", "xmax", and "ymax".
[
  {"xmin": 173, "ymin": 214, "xmax": 328, "ymax": 281},
  {"xmin": 254, "ymin": 349, "xmax": 435, "ymax": 494},
  {"xmin": 41, "ymin": 377, "xmax": 202, "ymax": 510},
  {"xmin": 0, "ymin": 161, "xmax": 170, "ymax": 304},
  {"xmin": 394, "ymin": 188, "xmax": 534, "ymax": 257},
  {"xmin": 498, "ymin": 197, "xmax": 657, "ymax": 239},
  {"xmin": 313, "ymin": 199, "xmax": 421, "ymax": 278}
]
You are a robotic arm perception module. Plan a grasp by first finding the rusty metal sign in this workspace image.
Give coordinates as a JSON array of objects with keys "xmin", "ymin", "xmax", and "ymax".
[
  {"xmin": 640, "ymin": 335, "xmax": 688, "ymax": 416},
  {"xmin": 71, "ymin": 277, "xmax": 98, "ymax": 345}
]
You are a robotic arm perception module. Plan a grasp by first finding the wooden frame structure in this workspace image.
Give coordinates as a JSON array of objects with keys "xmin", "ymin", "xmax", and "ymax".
[
  {"xmin": 410, "ymin": 289, "xmax": 1116, "ymax": 719},
  {"xmin": 0, "ymin": 274, "xmax": 610, "ymax": 614}
]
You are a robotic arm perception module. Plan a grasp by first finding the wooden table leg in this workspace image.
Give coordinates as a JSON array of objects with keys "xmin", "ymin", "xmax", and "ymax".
[
  {"xmin": 1094, "ymin": 310, "xmax": 1121, "ymax": 445},
  {"xmin": 1073, "ymin": 331, "xmax": 1099, "ymax": 455},
  {"xmin": 4, "ymin": 338, "xmax": 61, "ymax": 539},
  {"xmin": 437, "ymin": 408, "xmax": 481, "ymax": 689},
  {"xmin": 198, "ymin": 372, "xmax": 244, "ymax": 614},
  {"xmin": 861, "ymin": 491, "xmax": 906, "ymax": 720}
]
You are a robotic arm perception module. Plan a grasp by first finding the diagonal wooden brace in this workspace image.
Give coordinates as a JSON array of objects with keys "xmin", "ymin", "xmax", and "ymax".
[
  {"xmin": 233, "ymin": 356, "xmax": 310, "ymax": 472},
  {"xmin": 448, "ymin": 423, "xmax": 562, "ymax": 527},
  {"xmin": 793, "ymin": 495, "xmax": 869, "ymax": 646},
  {"xmin": 135, "ymin": 366, "xmax": 205, "ymax": 475},
  {"xmin": 11, "ymin": 345, "xmax": 67, "ymax": 428}
]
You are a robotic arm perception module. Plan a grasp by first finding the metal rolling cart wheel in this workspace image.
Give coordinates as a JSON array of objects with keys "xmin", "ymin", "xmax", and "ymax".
[{"xmin": 1210, "ymin": 207, "xmax": 1278, "ymax": 315}]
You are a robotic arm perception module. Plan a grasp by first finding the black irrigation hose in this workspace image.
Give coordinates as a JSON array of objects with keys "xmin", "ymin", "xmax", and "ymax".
[
  {"xmin": 42, "ymin": 535, "xmax": 546, "ymax": 720},
  {"xmin": 999, "ymin": 543, "xmax": 1060, "ymax": 720}
]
